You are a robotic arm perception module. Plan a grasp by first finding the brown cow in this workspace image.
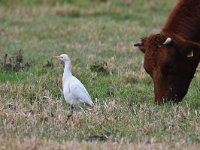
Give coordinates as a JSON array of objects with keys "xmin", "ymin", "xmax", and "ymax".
[{"xmin": 134, "ymin": 0, "xmax": 200, "ymax": 103}]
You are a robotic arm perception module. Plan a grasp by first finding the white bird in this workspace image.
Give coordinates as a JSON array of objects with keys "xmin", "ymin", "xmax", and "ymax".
[{"xmin": 53, "ymin": 54, "xmax": 93, "ymax": 118}]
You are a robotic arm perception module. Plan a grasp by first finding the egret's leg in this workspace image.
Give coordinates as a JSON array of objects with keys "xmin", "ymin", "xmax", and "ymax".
[{"xmin": 67, "ymin": 105, "xmax": 74, "ymax": 120}]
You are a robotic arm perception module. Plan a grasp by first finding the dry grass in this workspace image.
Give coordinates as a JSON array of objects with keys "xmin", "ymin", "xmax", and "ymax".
[
  {"xmin": 0, "ymin": 137, "xmax": 198, "ymax": 150},
  {"xmin": 1, "ymin": 0, "xmax": 200, "ymax": 149}
]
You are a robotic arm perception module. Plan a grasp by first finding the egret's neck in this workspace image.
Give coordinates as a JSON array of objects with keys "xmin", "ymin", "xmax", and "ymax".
[{"xmin": 63, "ymin": 61, "xmax": 72, "ymax": 82}]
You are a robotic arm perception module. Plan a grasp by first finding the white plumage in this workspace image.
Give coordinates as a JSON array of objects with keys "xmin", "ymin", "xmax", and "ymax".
[
  {"xmin": 62, "ymin": 75, "xmax": 94, "ymax": 107},
  {"xmin": 53, "ymin": 54, "xmax": 93, "ymax": 109}
]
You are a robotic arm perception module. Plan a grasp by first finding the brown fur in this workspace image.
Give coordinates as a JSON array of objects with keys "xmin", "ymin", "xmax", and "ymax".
[
  {"xmin": 135, "ymin": 0, "xmax": 200, "ymax": 102},
  {"xmin": 162, "ymin": 0, "xmax": 200, "ymax": 42}
]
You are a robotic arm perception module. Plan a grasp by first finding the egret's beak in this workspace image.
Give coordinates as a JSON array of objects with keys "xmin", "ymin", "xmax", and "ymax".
[{"xmin": 52, "ymin": 56, "xmax": 61, "ymax": 59}]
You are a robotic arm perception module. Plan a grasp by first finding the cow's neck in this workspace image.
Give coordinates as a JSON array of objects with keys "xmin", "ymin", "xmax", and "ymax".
[{"xmin": 161, "ymin": 0, "xmax": 200, "ymax": 42}]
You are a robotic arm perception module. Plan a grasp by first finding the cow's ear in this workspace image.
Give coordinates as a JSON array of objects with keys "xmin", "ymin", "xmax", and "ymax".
[
  {"xmin": 134, "ymin": 42, "xmax": 145, "ymax": 53},
  {"xmin": 180, "ymin": 42, "xmax": 200, "ymax": 60},
  {"xmin": 134, "ymin": 37, "xmax": 147, "ymax": 53}
]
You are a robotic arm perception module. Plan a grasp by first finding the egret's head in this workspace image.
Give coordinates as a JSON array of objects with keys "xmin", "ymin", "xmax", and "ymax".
[{"xmin": 53, "ymin": 54, "xmax": 70, "ymax": 62}]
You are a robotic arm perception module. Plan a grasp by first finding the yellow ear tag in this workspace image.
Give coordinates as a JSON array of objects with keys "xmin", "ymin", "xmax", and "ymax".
[{"xmin": 187, "ymin": 50, "xmax": 194, "ymax": 58}]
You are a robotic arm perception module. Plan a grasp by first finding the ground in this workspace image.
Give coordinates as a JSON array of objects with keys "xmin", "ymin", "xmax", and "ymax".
[{"xmin": 0, "ymin": 0, "xmax": 200, "ymax": 149}]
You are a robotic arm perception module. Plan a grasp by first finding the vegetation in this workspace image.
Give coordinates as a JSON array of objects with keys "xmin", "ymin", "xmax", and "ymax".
[{"xmin": 0, "ymin": 0, "xmax": 200, "ymax": 149}]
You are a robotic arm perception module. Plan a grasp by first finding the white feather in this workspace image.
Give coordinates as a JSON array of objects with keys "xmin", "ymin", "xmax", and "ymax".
[{"xmin": 63, "ymin": 76, "xmax": 93, "ymax": 106}]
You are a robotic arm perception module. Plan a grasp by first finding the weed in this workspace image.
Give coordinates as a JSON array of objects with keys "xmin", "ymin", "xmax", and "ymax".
[{"xmin": 0, "ymin": 50, "xmax": 31, "ymax": 72}]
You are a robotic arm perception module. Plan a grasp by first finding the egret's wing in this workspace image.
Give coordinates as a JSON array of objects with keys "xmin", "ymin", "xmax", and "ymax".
[{"xmin": 69, "ymin": 76, "xmax": 93, "ymax": 106}]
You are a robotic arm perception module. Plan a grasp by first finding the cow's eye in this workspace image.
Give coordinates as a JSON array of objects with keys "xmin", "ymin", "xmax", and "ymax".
[{"xmin": 163, "ymin": 64, "xmax": 174, "ymax": 76}]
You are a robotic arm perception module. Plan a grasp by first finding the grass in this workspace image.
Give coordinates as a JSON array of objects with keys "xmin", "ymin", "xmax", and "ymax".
[{"xmin": 0, "ymin": 0, "xmax": 200, "ymax": 149}]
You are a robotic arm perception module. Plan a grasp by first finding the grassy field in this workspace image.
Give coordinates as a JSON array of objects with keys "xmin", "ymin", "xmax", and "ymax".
[{"xmin": 1, "ymin": 0, "xmax": 200, "ymax": 149}]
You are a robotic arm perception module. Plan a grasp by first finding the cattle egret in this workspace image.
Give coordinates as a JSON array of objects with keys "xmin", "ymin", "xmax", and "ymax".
[{"xmin": 53, "ymin": 54, "xmax": 93, "ymax": 118}]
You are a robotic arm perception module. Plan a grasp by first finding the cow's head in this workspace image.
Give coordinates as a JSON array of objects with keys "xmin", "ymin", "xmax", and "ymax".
[{"xmin": 134, "ymin": 33, "xmax": 200, "ymax": 103}]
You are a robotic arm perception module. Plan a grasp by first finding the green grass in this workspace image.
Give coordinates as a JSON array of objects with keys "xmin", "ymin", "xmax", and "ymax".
[
  {"xmin": 0, "ymin": 72, "xmax": 29, "ymax": 83},
  {"xmin": 0, "ymin": 0, "xmax": 200, "ymax": 149}
]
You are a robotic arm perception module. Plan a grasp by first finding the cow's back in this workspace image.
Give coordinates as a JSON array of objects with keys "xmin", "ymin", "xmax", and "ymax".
[{"xmin": 162, "ymin": 0, "xmax": 200, "ymax": 42}]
